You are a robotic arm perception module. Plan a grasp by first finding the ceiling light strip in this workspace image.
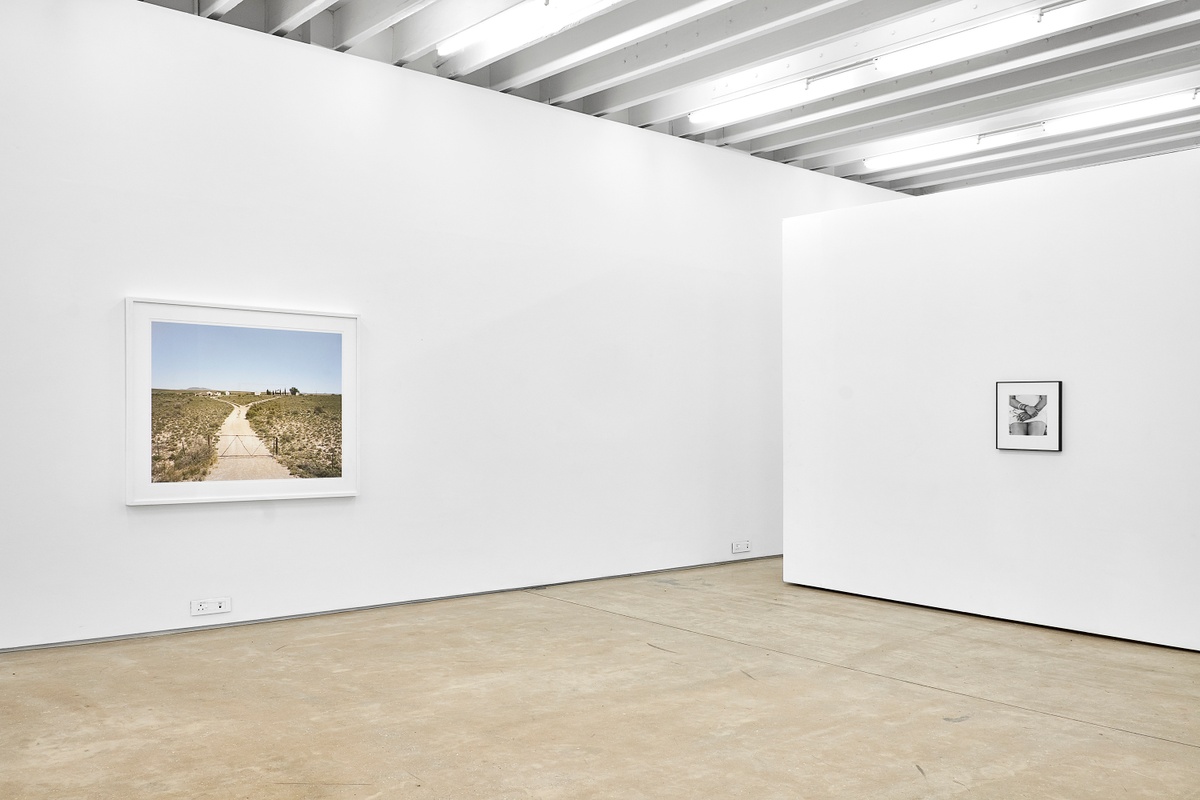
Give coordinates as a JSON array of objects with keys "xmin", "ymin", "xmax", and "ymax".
[
  {"xmin": 805, "ymin": 59, "xmax": 878, "ymax": 88},
  {"xmin": 687, "ymin": 0, "xmax": 1165, "ymax": 129},
  {"xmin": 1038, "ymin": 0, "xmax": 1088, "ymax": 21},
  {"xmin": 435, "ymin": 0, "xmax": 624, "ymax": 61},
  {"xmin": 862, "ymin": 87, "xmax": 1200, "ymax": 171}
]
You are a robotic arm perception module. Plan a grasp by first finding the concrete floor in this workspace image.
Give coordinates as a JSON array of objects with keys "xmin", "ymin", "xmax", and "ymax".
[{"xmin": 2, "ymin": 558, "xmax": 1198, "ymax": 799}]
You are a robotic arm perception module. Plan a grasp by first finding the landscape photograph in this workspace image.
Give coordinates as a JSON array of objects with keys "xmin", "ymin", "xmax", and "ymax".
[{"xmin": 150, "ymin": 321, "xmax": 343, "ymax": 483}]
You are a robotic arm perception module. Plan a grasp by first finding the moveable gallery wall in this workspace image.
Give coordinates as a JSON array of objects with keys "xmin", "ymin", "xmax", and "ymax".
[
  {"xmin": 0, "ymin": 0, "xmax": 893, "ymax": 649},
  {"xmin": 782, "ymin": 148, "xmax": 1200, "ymax": 651}
]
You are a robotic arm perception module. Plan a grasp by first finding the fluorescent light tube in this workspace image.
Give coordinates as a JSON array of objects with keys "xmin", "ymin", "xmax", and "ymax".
[
  {"xmin": 978, "ymin": 122, "xmax": 1046, "ymax": 148},
  {"xmin": 1038, "ymin": 0, "xmax": 1089, "ymax": 20},
  {"xmin": 1044, "ymin": 90, "xmax": 1200, "ymax": 135},
  {"xmin": 688, "ymin": 84, "xmax": 807, "ymax": 127},
  {"xmin": 863, "ymin": 138, "xmax": 980, "ymax": 171},
  {"xmin": 864, "ymin": 123, "xmax": 1044, "ymax": 170},
  {"xmin": 437, "ymin": 0, "xmax": 622, "ymax": 59},
  {"xmin": 875, "ymin": 0, "xmax": 1154, "ymax": 78},
  {"xmin": 864, "ymin": 87, "xmax": 1198, "ymax": 172},
  {"xmin": 687, "ymin": 61, "xmax": 876, "ymax": 127},
  {"xmin": 689, "ymin": 0, "xmax": 1164, "ymax": 131},
  {"xmin": 875, "ymin": 12, "xmax": 1038, "ymax": 76}
]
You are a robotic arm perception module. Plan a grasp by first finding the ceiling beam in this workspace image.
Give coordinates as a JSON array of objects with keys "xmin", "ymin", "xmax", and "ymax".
[
  {"xmin": 345, "ymin": 28, "xmax": 397, "ymax": 61},
  {"xmin": 264, "ymin": 0, "xmax": 339, "ymax": 35},
  {"xmin": 435, "ymin": 0, "xmax": 649, "ymax": 79},
  {"xmin": 537, "ymin": 0, "xmax": 791, "ymax": 103},
  {"xmin": 141, "ymin": 0, "xmax": 196, "ymax": 11},
  {"xmin": 332, "ymin": 0, "xmax": 437, "ymax": 52},
  {"xmin": 477, "ymin": 0, "xmax": 741, "ymax": 94},
  {"xmin": 624, "ymin": 0, "xmax": 1187, "ymax": 129},
  {"xmin": 390, "ymin": 0, "xmax": 526, "ymax": 65},
  {"xmin": 715, "ymin": 3, "xmax": 1200, "ymax": 150},
  {"xmin": 755, "ymin": 32, "xmax": 1200, "ymax": 164},
  {"xmin": 672, "ymin": 0, "xmax": 1140, "ymax": 138},
  {"xmin": 199, "ymin": 0, "xmax": 246, "ymax": 18},
  {"xmin": 582, "ymin": 0, "xmax": 959, "ymax": 119},
  {"xmin": 896, "ymin": 129, "xmax": 1200, "ymax": 193},
  {"xmin": 858, "ymin": 111, "xmax": 1200, "ymax": 184},
  {"xmin": 782, "ymin": 39, "xmax": 1200, "ymax": 167},
  {"xmin": 628, "ymin": 0, "xmax": 1100, "ymax": 129}
]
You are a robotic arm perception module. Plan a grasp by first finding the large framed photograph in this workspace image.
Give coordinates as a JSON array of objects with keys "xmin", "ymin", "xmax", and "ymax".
[
  {"xmin": 126, "ymin": 298, "xmax": 358, "ymax": 505},
  {"xmin": 996, "ymin": 381, "xmax": 1061, "ymax": 452}
]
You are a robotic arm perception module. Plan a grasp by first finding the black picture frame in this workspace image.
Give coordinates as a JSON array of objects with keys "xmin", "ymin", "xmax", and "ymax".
[{"xmin": 996, "ymin": 381, "xmax": 1062, "ymax": 451}]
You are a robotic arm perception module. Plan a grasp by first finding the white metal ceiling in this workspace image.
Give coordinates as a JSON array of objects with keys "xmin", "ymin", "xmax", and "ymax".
[{"xmin": 142, "ymin": 0, "xmax": 1200, "ymax": 194}]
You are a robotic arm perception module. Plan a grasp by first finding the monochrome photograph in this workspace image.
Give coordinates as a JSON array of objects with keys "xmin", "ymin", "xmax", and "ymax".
[{"xmin": 996, "ymin": 381, "xmax": 1062, "ymax": 451}]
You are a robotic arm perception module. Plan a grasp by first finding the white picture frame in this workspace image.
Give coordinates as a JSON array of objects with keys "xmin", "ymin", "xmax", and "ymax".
[{"xmin": 126, "ymin": 298, "xmax": 358, "ymax": 505}]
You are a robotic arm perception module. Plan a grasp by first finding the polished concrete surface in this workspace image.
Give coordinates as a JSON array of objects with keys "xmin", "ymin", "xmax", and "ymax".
[{"xmin": 2, "ymin": 557, "xmax": 1198, "ymax": 799}]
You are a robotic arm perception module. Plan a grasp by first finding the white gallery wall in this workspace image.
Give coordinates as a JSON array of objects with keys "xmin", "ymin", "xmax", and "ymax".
[
  {"xmin": 0, "ymin": 0, "xmax": 893, "ymax": 649},
  {"xmin": 782, "ymin": 147, "xmax": 1200, "ymax": 651}
]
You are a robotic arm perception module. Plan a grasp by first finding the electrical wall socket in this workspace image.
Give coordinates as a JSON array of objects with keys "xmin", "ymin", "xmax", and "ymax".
[
  {"xmin": 190, "ymin": 597, "xmax": 231, "ymax": 616},
  {"xmin": 732, "ymin": 540, "xmax": 751, "ymax": 554}
]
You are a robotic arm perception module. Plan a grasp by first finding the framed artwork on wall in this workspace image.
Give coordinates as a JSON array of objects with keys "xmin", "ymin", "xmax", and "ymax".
[
  {"xmin": 126, "ymin": 298, "xmax": 358, "ymax": 505},
  {"xmin": 996, "ymin": 381, "xmax": 1062, "ymax": 452}
]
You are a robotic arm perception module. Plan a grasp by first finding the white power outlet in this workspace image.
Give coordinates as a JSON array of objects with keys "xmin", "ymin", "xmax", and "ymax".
[
  {"xmin": 732, "ymin": 540, "xmax": 751, "ymax": 554},
  {"xmin": 190, "ymin": 597, "xmax": 231, "ymax": 616}
]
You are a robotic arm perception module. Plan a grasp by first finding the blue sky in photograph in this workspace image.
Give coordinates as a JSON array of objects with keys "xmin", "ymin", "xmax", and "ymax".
[{"xmin": 152, "ymin": 322, "xmax": 342, "ymax": 394}]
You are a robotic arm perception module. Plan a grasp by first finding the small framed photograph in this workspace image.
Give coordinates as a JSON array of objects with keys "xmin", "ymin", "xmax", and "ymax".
[
  {"xmin": 126, "ymin": 298, "xmax": 358, "ymax": 505},
  {"xmin": 996, "ymin": 381, "xmax": 1061, "ymax": 452}
]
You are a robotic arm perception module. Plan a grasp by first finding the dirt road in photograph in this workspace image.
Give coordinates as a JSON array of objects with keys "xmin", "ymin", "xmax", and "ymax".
[{"xmin": 206, "ymin": 399, "xmax": 295, "ymax": 481}]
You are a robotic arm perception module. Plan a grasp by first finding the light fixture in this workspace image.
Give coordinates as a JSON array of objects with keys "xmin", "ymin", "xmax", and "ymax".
[
  {"xmin": 436, "ymin": 0, "xmax": 622, "ymax": 60},
  {"xmin": 863, "ymin": 88, "xmax": 1200, "ymax": 172},
  {"xmin": 873, "ymin": 0, "xmax": 1112, "ymax": 77},
  {"xmin": 1043, "ymin": 89, "xmax": 1200, "ymax": 135},
  {"xmin": 863, "ymin": 138, "xmax": 980, "ymax": 171},
  {"xmin": 687, "ymin": 0, "xmax": 1162, "ymax": 130},
  {"xmin": 805, "ymin": 59, "xmax": 877, "ymax": 88},
  {"xmin": 874, "ymin": 11, "xmax": 1037, "ymax": 76},
  {"xmin": 1037, "ymin": 0, "xmax": 1089, "ymax": 21},
  {"xmin": 977, "ymin": 122, "xmax": 1047, "ymax": 148},
  {"xmin": 686, "ymin": 60, "xmax": 877, "ymax": 127},
  {"xmin": 686, "ymin": 85, "xmax": 801, "ymax": 127},
  {"xmin": 687, "ymin": 0, "xmax": 1112, "ymax": 129}
]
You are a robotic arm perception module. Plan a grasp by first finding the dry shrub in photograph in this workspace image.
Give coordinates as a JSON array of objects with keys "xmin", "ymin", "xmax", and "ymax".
[
  {"xmin": 150, "ymin": 391, "xmax": 228, "ymax": 482},
  {"xmin": 246, "ymin": 394, "xmax": 342, "ymax": 478}
]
